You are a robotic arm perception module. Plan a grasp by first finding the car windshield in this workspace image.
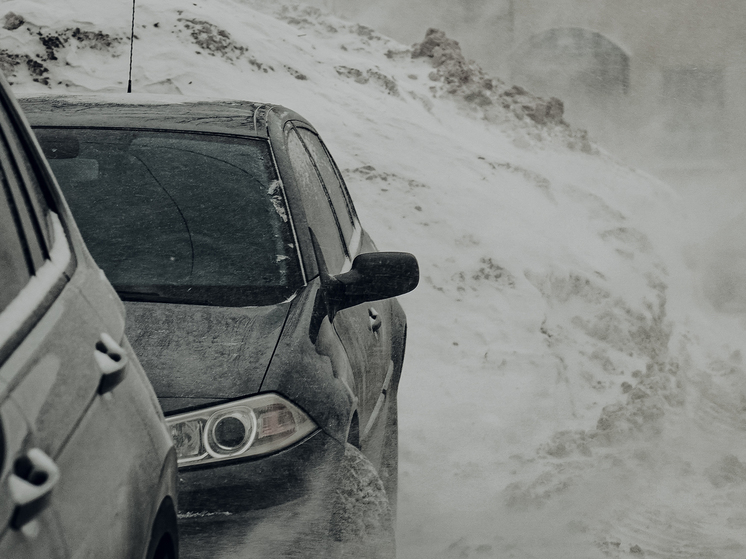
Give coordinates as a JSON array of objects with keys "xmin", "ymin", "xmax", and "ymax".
[{"xmin": 33, "ymin": 127, "xmax": 302, "ymax": 306}]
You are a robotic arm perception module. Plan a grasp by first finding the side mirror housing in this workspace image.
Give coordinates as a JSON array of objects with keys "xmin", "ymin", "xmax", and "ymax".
[
  {"xmin": 334, "ymin": 252, "xmax": 419, "ymax": 311},
  {"xmin": 318, "ymin": 252, "xmax": 419, "ymax": 322},
  {"xmin": 309, "ymin": 251, "xmax": 418, "ymax": 342}
]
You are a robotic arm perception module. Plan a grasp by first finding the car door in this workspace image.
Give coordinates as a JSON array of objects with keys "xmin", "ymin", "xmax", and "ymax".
[
  {"xmin": 0, "ymin": 156, "xmax": 66, "ymax": 558},
  {"xmin": 287, "ymin": 124, "xmax": 393, "ymax": 443}
]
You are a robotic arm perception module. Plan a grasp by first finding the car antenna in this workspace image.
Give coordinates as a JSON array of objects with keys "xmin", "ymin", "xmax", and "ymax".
[{"xmin": 127, "ymin": 0, "xmax": 136, "ymax": 93}]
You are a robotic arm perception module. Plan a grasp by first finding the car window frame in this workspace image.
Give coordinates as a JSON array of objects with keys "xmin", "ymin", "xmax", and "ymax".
[
  {"xmin": 294, "ymin": 129, "xmax": 354, "ymax": 229},
  {"xmin": 0, "ymin": 166, "xmax": 33, "ymax": 313},
  {"xmin": 288, "ymin": 123, "xmax": 350, "ymax": 261},
  {"xmin": 283, "ymin": 122, "xmax": 352, "ymax": 274},
  {"xmin": 262, "ymin": 120, "xmax": 308, "ymax": 287},
  {"xmin": 0, "ymin": 122, "xmax": 46, "ymax": 274},
  {"xmin": 293, "ymin": 126, "xmax": 363, "ymax": 263},
  {"xmin": 0, "ymin": 82, "xmax": 72, "ymax": 367}
]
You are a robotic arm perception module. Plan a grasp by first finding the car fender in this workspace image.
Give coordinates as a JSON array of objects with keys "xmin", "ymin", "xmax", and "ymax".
[
  {"xmin": 260, "ymin": 279, "xmax": 357, "ymax": 446},
  {"xmin": 388, "ymin": 298, "xmax": 408, "ymax": 394}
]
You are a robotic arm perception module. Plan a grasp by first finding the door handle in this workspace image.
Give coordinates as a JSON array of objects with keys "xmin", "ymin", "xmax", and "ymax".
[
  {"xmin": 368, "ymin": 307, "xmax": 382, "ymax": 333},
  {"xmin": 9, "ymin": 448, "xmax": 60, "ymax": 530},
  {"xmin": 95, "ymin": 332, "xmax": 128, "ymax": 394}
]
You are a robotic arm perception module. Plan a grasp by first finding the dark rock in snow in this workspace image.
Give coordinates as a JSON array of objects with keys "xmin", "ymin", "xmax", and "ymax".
[
  {"xmin": 3, "ymin": 12, "xmax": 24, "ymax": 31},
  {"xmin": 410, "ymin": 28, "xmax": 596, "ymax": 153}
]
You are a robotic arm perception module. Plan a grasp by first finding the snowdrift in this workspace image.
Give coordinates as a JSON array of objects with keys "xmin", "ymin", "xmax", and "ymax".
[{"xmin": 3, "ymin": 1, "xmax": 746, "ymax": 557}]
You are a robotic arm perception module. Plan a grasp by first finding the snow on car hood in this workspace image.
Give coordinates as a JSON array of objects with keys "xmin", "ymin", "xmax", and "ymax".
[{"xmin": 124, "ymin": 300, "xmax": 290, "ymax": 405}]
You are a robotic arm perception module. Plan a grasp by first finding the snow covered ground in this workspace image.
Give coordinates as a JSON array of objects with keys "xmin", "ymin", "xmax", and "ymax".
[{"xmin": 3, "ymin": 1, "xmax": 746, "ymax": 557}]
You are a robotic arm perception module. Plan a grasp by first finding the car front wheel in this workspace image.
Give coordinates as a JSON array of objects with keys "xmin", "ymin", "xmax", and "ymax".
[
  {"xmin": 329, "ymin": 443, "xmax": 396, "ymax": 559},
  {"xmin": 146, "ymin": 497, "xmax": 179, "ymax": 559}
]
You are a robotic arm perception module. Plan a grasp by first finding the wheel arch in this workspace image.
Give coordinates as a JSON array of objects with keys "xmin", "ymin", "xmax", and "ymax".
[{"xmin": 145, "ymin": 495, "xmax": 179, "ymax": 559}]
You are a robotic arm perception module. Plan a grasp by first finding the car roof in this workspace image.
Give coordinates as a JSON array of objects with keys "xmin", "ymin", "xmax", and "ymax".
[{"xmin": 19, "ymin": 93, "xmax": 300, "ymax": 139}]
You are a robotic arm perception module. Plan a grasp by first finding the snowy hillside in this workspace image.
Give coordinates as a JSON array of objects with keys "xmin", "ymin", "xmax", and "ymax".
[{"xmin": 4, "ymin": 1, "xmax": 746, "ymax": 557}]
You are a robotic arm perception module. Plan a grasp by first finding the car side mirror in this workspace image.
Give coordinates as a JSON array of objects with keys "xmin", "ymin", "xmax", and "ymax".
[
  {"xmin": 307, "ymin": 230, "xmax": 419, "ymax": 342},
  {"xmin": 323, "ymin": 252, "xmax": 419, "ymax": 318}
]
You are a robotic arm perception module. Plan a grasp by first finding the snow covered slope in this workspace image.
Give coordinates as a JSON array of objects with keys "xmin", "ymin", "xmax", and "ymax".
[{"xmin": 4, "ymin": 1, "xmax": 746, "ymax": 557}]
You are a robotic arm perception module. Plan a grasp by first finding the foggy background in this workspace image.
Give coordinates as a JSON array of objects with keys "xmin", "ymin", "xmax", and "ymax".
[
  {"xmin": 5, "ymin": 0, "xmax": 746, "ymax": 554},
  {"xmin": 304, "ymin": 0, "xmax": 746, "ymax": 312}
]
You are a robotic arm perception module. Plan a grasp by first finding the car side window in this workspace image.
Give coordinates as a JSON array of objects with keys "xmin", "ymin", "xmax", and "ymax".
[
  {"xmin": 0, "ymin": 113, "xmax": 51, "ymax": 272},
  {"xmin": 0, "ymin": 173, "xmax": 31, "ymax": 313},
  {"xmin": 0, "ymin": 99, "xmax": 66, "ymax": 364},
  {"xmin": 295, "ymin": 128, "xmax": 355, "ymax": 245},
  {"xmin": 286, "ymin": 127, "xmax": 346, "ymax": 273},
  {"xmin": 1, "ymin": 124, "xmax": 54, "ymax": 253}
]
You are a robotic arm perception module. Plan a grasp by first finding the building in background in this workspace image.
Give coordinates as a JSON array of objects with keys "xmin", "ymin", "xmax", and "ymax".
[
  {"xmin": 507, "ymin": 0, "xmax": 746, "ymax": 179},
  {"xmin": 311, "ymin": 0, "xmax": 746, "ymax": 178}
]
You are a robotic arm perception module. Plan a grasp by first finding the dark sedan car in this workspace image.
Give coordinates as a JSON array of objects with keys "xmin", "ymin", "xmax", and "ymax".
[{"xmin": 21, "ymin": 94, "xmax": 418, "ymax": 557}]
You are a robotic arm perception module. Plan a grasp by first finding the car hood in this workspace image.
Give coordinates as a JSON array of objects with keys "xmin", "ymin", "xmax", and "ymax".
[{"xmin": 124, "ymin": 300, "xmax": 291, "ymax": 409}]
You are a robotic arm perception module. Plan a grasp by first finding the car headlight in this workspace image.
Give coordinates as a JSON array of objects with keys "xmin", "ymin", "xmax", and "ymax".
[{"xmin": 166, "ymin": 393, "xmax": 318, "ymax": 467}]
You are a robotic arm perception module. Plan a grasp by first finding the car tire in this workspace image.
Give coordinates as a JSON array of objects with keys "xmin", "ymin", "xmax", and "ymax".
[
  {"xmin": 146, "ymin": 497, "xmax": 179, "ymax": 559},
  {"xmin": 329, "ymin": 443, "xmax": 396, "ymax": 559}
]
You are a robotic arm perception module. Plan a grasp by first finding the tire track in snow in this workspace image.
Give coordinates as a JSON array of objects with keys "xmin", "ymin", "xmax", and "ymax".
[
  {"xmin": 689, "ymin": 386, "xmax": 746, "ymax": 439},
  {"xmin": 603, "ymin": 506, "xmax": 744, "ymax": 558}
]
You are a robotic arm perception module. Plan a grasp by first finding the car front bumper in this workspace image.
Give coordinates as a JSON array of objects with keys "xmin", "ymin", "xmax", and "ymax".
[{"xmin": 177, "ymin": 429, "xmax": 345, "ymax": 558}]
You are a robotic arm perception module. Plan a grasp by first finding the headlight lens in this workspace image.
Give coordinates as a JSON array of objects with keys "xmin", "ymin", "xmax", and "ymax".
[{"xmin": 167, "ymin": 393, "xmax": 317, "ymax": 467}]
